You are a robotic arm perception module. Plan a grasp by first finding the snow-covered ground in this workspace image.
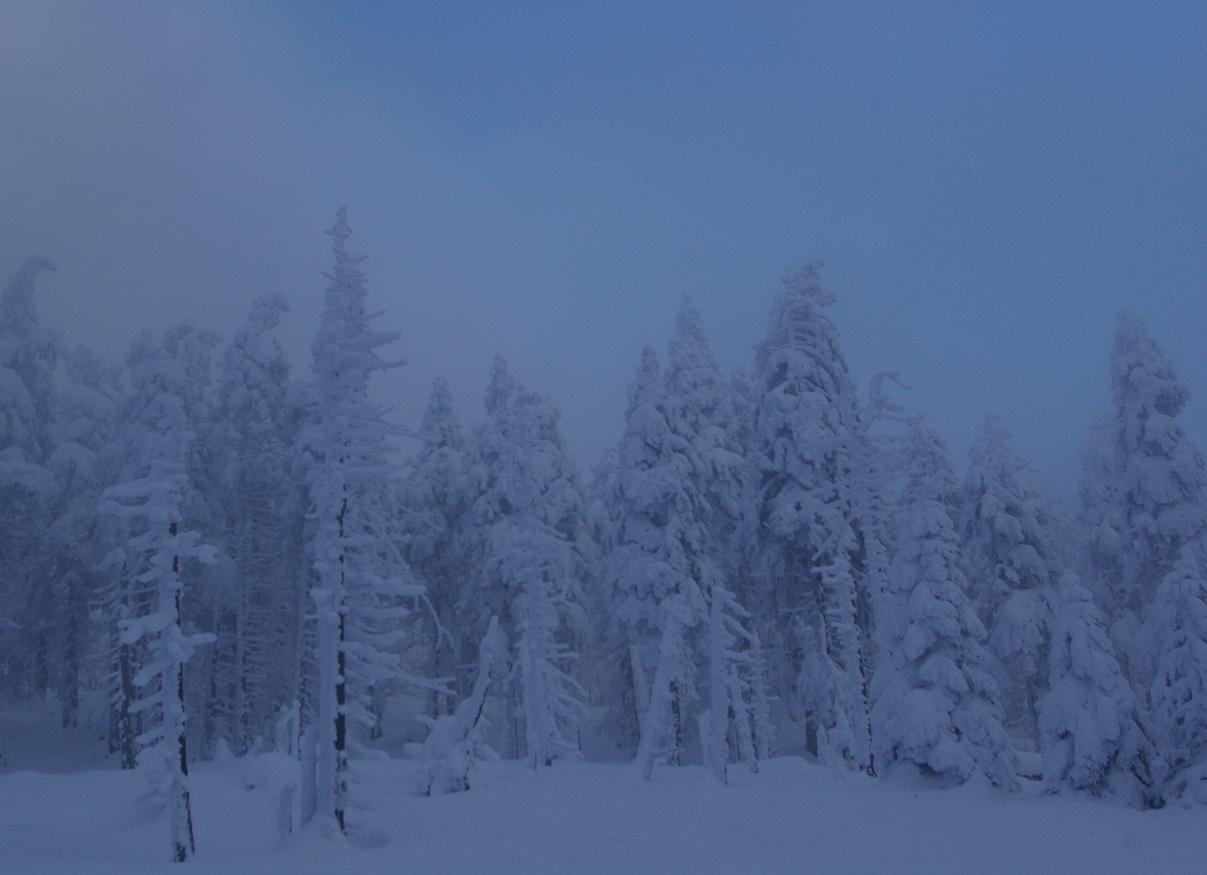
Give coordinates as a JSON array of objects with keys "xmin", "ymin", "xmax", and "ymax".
[{"xmin": 2, "ymin": 702, "xmax": 1205, "ymax": 874}]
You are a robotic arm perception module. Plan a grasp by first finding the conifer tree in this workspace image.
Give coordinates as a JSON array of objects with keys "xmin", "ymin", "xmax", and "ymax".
[
  {"xmin": 101, "ymin": 322, "xmax": 218, "ymax": 767},
  {"xmin": 872, "ymin": 419, "xmax": 1018, "ymax": 788},
  {"xmin": 1145, "ymin": 550, "xmax": 1207, "ymax": 803},
  {"xmin": 1080, "ymin": 309, "xmax": 1207, "ymax": 686},
  {"xmin": 298, "ymin": 208, "xmax": 423, "ymax": 831},
  {"xmin": 605, "ymin": 346, "xmax": 708, "ymax": 774},
  {"xmin": 738, "ymin": 261, "xmax": 877, "ymax": 772},
  {"xmin": 959, "ymin": 416, "xmax": 1059, "ymax": 744},
  {"xmin": 98, "ymin": 333, "xmax": 217, "ymax": 859},
  {"xmin": 101, "ymin": 456, "xmax": 217, "ymax": 860},
  {"xmin": 1040, "ymin": 571, "xmax": 1155, "ymax": 805},
  {"xmin": 468, "ymin": 355, "xmax": 588, "ymax": 767}
]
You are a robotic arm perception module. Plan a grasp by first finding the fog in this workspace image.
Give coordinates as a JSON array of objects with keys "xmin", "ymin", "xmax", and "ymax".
[{"xmin": 4, "ymin": 1, "xmax": 1206, "ymax": 497}]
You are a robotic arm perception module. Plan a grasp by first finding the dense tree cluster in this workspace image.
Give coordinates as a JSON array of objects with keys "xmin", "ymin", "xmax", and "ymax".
[{"xmin": 4, "ymin": 213, "xmax": 1206, "ymax": 854}]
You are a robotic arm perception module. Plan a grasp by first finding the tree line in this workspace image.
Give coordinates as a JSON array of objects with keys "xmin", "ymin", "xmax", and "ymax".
[{"xmin": 2, "ymin": 211, "xmax": 1205, "ymax": 854}]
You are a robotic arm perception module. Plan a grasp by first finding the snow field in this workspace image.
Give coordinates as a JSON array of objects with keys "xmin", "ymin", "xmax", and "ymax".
[{"xmin": 3, "ymin": 754, "xmax": 1206, "ymax": 875}]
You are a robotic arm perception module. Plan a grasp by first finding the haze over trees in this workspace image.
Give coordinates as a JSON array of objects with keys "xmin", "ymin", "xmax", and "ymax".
[{"xmin": 4, "ymin": 210, "xmax": 1207, "ymax": 860}]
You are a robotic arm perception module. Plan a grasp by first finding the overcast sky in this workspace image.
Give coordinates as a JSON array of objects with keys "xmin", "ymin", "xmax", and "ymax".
[{"xmin": 3, "ymin": 2, "xmax": 1206, "ymax": 500}]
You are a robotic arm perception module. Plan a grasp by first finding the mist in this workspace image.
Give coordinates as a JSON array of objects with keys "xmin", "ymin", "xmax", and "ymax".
[{"xmin": 3, "ymin": 3, "xmax": 1204, "ymax": 497}]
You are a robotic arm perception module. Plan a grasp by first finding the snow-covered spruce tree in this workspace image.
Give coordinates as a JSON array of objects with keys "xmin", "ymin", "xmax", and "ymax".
[
  {"xmin": 99, "ymin": 399, "xmax": 217, "ymax": 861},
  {"xmin": 737, "ymin": 260, "xmax": 879, "ymax": 773},
  {"xmin": 105, "ymin": 322, "xmax": 220, "ymax": 763},
  {"xmin": 400, "ymin": 376, "xmax": 470, "ymax": 717},
  {"xmin": 604, "ymin": 346, "xmax": 708, "ymax": 774},
  {"xmin": 299, "ymin": 208, "xmax": 422, "ymax": 831},
  {"xmin": 871, "ymin": 419, "xmax": 1018, "ymax": 788},
  {"xmin": 101, "ymin": 323, "xmax": 219, "ymax": 767},
  {"xmin": 211, "ymin": 294, "xmax": 294, "ymax": 753},
  {"xmin": 1039, "ymin": 570, "xmax": 1155, "ymax": 805},
  {"xmin": 959, "ymin": 416, "xmax": 1060, "ymax": 746},
  {"xmin": 664, "ymin": 296, "xmax": 745, "ymax": 547},
  {"xmin": 467, "ymin": 355, "xmax": 588, "ymax": 767},
  {"xmin": 1081, "ymin": 309, "xmax": 1207, "ymax": 686},
  {"xmin": 0, "ymin": 256, "xmax": 61, "ymax": 700},
  {"xmin": 664, "ymin": 296, "xmax": 773, "ymax": 776},
  {"xmin": 1145, "ymin": 550, "xmax": 1207, "ymax": 804}
]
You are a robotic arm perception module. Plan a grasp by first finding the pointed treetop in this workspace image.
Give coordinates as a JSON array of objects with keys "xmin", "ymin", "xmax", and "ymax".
[
  {"xmin": 903, "ymin": 417, "xmax": 959, "ymax": 506},
  {"xmin": 1, "ymin": 255, "xmax": 55, "ymax": 338},
  {"xmin": 1112, "ymin": 307, "xmax": 1190, "ymax": 420},
  {"xmin": 754, "ymin": 257, "xmax": 851, "ymax": 400},
  {"xmin": 674, "ymin": 294, "xmax": 708, "ymax": 346},
  {"xmin": 420, "ymin": 375, "xmax": 463, "ymax": 450},
  {"xmin": 781, "ymin": 258, "xmax": 835, "ymax": 308},
  {"xmin": 326, "ymin": 206, "xmax": 353, "ymax": 254},
  {"xmin": 626, "ymin": 345, "xmax": 663, "ymax": 416},
  {"xmin": 967, "ymin": 415, "xmax": 1039, "ymax": 492},
  {"xmin": 485, "ymin": 352, "xmax": 518, "ymax": 416},
  {"xmin": 666, "ymin": 295, "xmax": 724, "ymax": 400}
]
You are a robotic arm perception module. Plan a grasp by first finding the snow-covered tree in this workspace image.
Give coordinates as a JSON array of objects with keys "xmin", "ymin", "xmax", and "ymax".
[
  {"xmin": 1080, "ymin": 309, "xmax": 1207, "ymax": 685},
  {"xmin": 1144, "ymin": 550, "xmax": 1207, "ymax": 804},
  {"xmin": 100, "ymin": 457, "xmax": 217, "ymax": 860},
  {"xmin": 1039, "ymin": 570, "xmax": 1155, "ymax": 805},
  {"xmin": 468, "ymin": 355, "xmax": 588, "ymax": 767},
  {"xmin": 415, "ymin": 616, "xmax": 500, "ymax": 795},
  {"xmin": 96, "ymin": 323, "xmax": 218, "ymax": 766},
  {"xmin": 737, "ymin": 260, "xmax": 876, "ymax": 772},
  {"xmin": 103, "ymin": 322, "xmax": 220, "ymax": 764},
  {"xmin": 603, "ymin": 346, "xmax": 706, "ymax": 773},
  {"xmin": 872, "ymin": 419, "xmax": 1018, "ymax": 788},
  {"xmin": 663, "ymin": 296, "xmax": 745, "ymax": 543},
  {"xmin": 298, "ymin": 208, "xmax": 421, "ymax": 831},
  {"xmin": 959, "ymin": 416, "xmax": 1059, "ymax": 745}
]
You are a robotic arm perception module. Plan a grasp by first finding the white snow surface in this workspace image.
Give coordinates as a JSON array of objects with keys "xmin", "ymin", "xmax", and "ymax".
[{"xmin": 3, "ymin": 705, "xmax": 1206, "ymax": 875}]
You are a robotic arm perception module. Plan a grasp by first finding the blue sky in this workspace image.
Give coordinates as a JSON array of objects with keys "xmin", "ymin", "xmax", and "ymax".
[{"xmin": 3, "ymin": 2, "xmax": 1206, "ymax": 498}]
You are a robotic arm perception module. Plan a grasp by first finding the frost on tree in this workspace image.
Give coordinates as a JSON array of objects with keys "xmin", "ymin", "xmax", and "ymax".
[
  {"xmin": 99, "ymin": 392, "xmax": 218, "ymax": 860},
  {"xmin": 1144, "ymin": 551, "xmax": 1207, "ymax": 804},
  {"xmin": 1081, "ymin": 309, "xmax": 1207, "ymax": 682},
  {"xmin": 467, "ymin": 355, "xmax": 588, "ymax": 768},
  {"xmin": 737, "ymin": 261, "xmax": 879, "ymax": 772},
  {"xmin": 603, "ymin": 308, "xmax": 766, "ymax": 779},
  {"xmin": 603, "ymin": 346, "xmax": 705, "ymax": 774},
  {"xmin": 959, "ymin": 416, "xmax": 1059, "ymax": 746},
  {"xmin": 299, "ymin": 209, "xmax": 423, "ymax": 831},
  {"xmin": 871, "ymin": 419, "xmax": 1018, "ymax": 789},
  {"xmin": 665, "ymin": 297, "xmax": 771, "ymax": 776},
  {"xmin": 1039, "ymin": 571, "xmax": 1155, "ymax": 806},
  {"xmin": 102, "ymin": 322, "xmax": 219, "ymax": 766}
]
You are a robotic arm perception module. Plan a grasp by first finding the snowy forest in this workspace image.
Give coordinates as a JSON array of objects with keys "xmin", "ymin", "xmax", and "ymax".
[{"xmin": 3, "ymin": 207, "xmax": 1207, "ymax": 863}]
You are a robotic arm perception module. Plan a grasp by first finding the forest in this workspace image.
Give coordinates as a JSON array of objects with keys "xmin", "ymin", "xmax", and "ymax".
[{"xmin": 2, "ymin": 207, "xmax": 1205, "ymax": 862}]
